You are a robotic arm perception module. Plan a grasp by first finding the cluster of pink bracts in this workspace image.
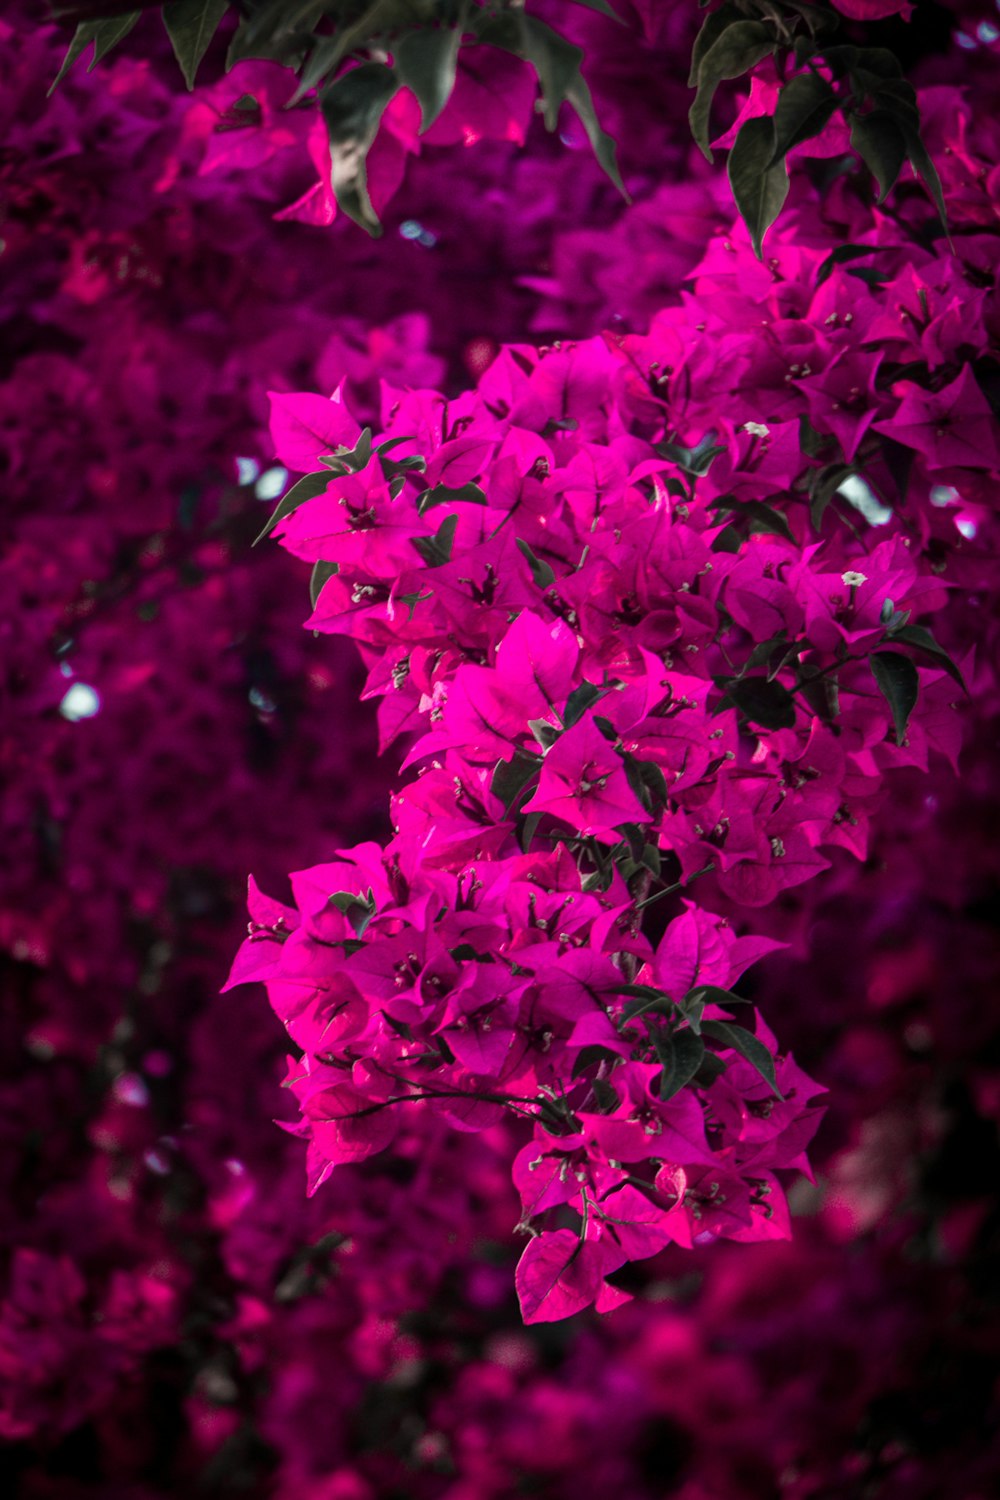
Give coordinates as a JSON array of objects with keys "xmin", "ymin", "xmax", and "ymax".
[{"xmin": 4, "ymin": 0, "xmax": 1000, "ymax": 1492}]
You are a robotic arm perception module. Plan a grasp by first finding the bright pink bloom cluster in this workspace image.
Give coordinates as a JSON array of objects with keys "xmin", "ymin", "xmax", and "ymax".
[
  {"xmin": 234, "ymin": 194, "xmax": 985, "ymax": 1310},
  {"xmin": 5, "ymin": 0, "xmax": 1000, "ymax": 1488}
]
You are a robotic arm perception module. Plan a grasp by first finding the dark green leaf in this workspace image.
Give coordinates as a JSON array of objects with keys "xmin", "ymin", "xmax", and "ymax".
[
  {"xmin": 528, "ymin": 718, "xmax": 561, "ymax": 750},
  {"xmin": 701, "ymin": 1019, "xmax": 783, "ymax": 1098},
  {"xmin": 620, "ymin": 990, "xmax": 674, "ymax": 1024},
  {"xmin": 689, "ymin": 20, "xmax": 774, "ymax": 161},
  {"xmin": 900, "ymin": 124, "xmax": 950, "ymax": 234},
  {"xmin": 769, "ymin": 72, "xmax": 838, "ymax": 164},
  {"xmin": 684, "ymin": 984, "xmax": 751, "ymax": 1012},
  {"xmin": 655, "ymin": 431, "xmax": 725, "ymax": 475},
  {"xmin": 851, "ymin": 46, "xmax": 904, "ymax": 82},
  {"xmin": 309, "ymin": 559, "xmax": 338, "ymax": 608},
  {"xmin": 572, "ymin": 1044, "xmax": 624, "ymax": 1079},
  {"xmin": 687, "ymin": 2, "xmax": 740, "ymax": 88},
  {"xmin": 724, "ymin": 676, "xmax": 797, "ymax": 730},
  {"xmin": 797, "ymin": 670, "xmax": 840, "ymax": 724},
  {"xmin": 562, "ymin": 0, "xmax": 623, "ymax": 19},
  {"xmin": 564, "ymin": 681, "xmax": 609, "ymax": 728},
  {"xmin": 809, "ymin": 462, "xmax": 855, "ymax": 530},
  {"xmin": 694, "ymin": 1051, "xmax": 728, "ymax": 1087},
  {"xmin": 657, "ymin": 1028, "xmax": 706, "ymax": 1102},
  {"xmin": 411, "ymin": 512, "xmax": 458, "ymax": 567},
  {"xmin": 163, "ymin": 0, "xmax": 229, "ymax": 90},
  {"xmin": 815, "ymin": 243, "xmax": 880, "ymax": 286},
  {"xmin": 397, "ymin": 588, "xmax": 432, "ymax": 621},
  {"xmin": 254, "ymin": 470, "xmax": 331, "ymax": 546},
  {"xmin": 333, "ymin": 427, "xmax": 373, "ymax": 472},
  {"xmin": 515, "ymin": 538, "xmax": 556, "ymax": 589},
  {"xmin": 711, "ymin": 523, "xmax": 742, "ymax": 554},
  {"xmin": 326, "ymin": 889, "xmax": 376, "ymax": 938},
  {"xmin": 418, "ymin": 481, "xmax": 487, "ymax": 513},
  {"xmin": 490, "ymin": 755, "xmax": 540, "ymax": 815},
  {"xmin": 50, "ymin": 13, "xmax": 140, "ymax": 92},
  {"xmin": 590, "ymin": 1077, "xmax": 621, "ymax": 1114},
  {"xmin": 728, "ymin": 116, "xmax": 789, "ymax": 260},
  {"xmin": 886, "ymin": 625, "xmax": 966, "ymax": 691},
  {"xmin": 849, "ymin": 109, "xmax": 906, "ymax": 204},
  {"xmin": 638, "ymin": 760, "xmax": 669, "ymax": 809},
  {"xmin": 287, "ymin": 0, "xmax": 391, "ymax": 98},
  {"xmin": 320, "ymin": 61, "xmax": 400, "ymax": 235},
  {"xmin": 475, "ymin": 12, "xmax": 625, "ymax": 195},
  {"xmin": 519, "ymin": 811, "xmax": 543, "ymax": 853},
  {"xmin": 742, "ymin": 631, "xmax": 790, "ymax": 672},
  {"xmin": 870, "ymin": 650, "xmax": 919, "ymax": 743},
  {"xmin": 565, "ymin": 72, "xmax": 627, "ymax": 198},
  {"xmin": 711, "ymin": 496, "xmax": 794, "ymax": 543},
  {"xmin": 393, "ymin": 26, "xmax": 461, "ymax": 132}
]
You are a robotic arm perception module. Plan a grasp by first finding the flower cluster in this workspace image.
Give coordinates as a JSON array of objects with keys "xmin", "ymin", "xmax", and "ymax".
[
  {"xmin": 235, "ymin": 215, "xmax": 983, "ymax": 1310},
  {"xmin": 4, "ymin": 0, "xmax": 1000, "ymax": 1489}
]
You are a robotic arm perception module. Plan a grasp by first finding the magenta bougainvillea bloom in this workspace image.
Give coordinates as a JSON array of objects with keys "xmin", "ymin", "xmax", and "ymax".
[{"xmin": 4, "ymin": 0, "xmax": 1000, "ymax": 1492}]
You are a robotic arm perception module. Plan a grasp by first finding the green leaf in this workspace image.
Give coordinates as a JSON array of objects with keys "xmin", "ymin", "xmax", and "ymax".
[
  {"xmin": 490, "ymin": 755, "xmax": 540, "ymax": 815},
  {"xmin": 572, "ymin": 1044, "xmax": 624, "ymax": 1079},
  {"xmin": 684, "ymin": 984, "xmax": 751, "ymax": 1013},
  {"xmin": 620, "ymin": 990, "xmax": 674, "ymax": 1024},
  {"xmin": 590, "ymin": 1077, "xmax": 621, "ymax": 1114},
  {"xmin": 656, "ymin": 1028, "xmax": 706, "ymax": 1102},
  {"xmin": 869, "ymin": 650, "xmax": 919, "ymax": 743},
  {"xmin": 163, "ymin": 0, "xmax": 229, "ymax": 89},
  {"xmin": 694, "ymin": 1051, "xmax": 728, "ymax": 1087},
  {"xmin": 701, "ymin": 1020, "xmax": 783, "ymax": 1098},
  {"xmin": 475, "ymin": 13, "xmax": 626, "ymax": 196},
  {"xmin": 393, "ymin": 26, "xmax": 461, "ymax": 132},
  {"xmin": 711, "ymin": 524, "xmax": 742, "ymax": 554},
  {"xmin": 815, "ymin": 243, "xmax": 880, "ymax": 286},
  {"xmin": 309, "ymin": 559, "xmax": 339, "ymax": 608},
  {"xmin": 50, "ymin": 13, "xmax": 140, "ymax": 92},
  {"xmin": 728, "ymin": 116, "xmax": 789, "ymax": 260},
  {"xmin": 808, "ymin": 462, "xmax": 855, "ymax": 531},
  {"xmin": 398, "ymin": 588, "xmax": 432, "ymax": 621},
  {"xmin": 565, "ymin": 73, "xmax": 628, "ymax": 200},
  {"xmin": 254, "ymin": 470, "xmax": 331, "ymax": 546},
  {"xmin": 797, "ymin": 669, "xmax": 840, "ymax": 724},
  {"xmin": 528, "ymin": 718, "xmax": 561, "ymax": 750},
  {"xmin": 769, "ymin": 72, "xmax": 838, "ymax": 164},
  {"xmin": 689, "ymin": 20, "xmax": 774, "ymax": 162},
  {"xmin": 326, "ymin": 889, "xmax": 376, "ymax": 938},
  {"xmin": 320, "ymin": 61, "xmax": 400, "ymax": 235},
  {"xmin": 563, "ymin": 682, "xmax": 609, "ymax": 728},
  {"xmin": 418, "ymin": 481, "xmax": 487, "ymax": 513},
  {"xmin": 711, "ymin": 496, "xmax": 794, "ymax": 543},
  {"xmin": 520, "ymin": 811, "xmax": 543, "ymax": 853},
  {"xmin": 724, "ymin": 676, "xmax": 797, "ymax": 731},
  {"xmin": 230, "ymin": 0, "xmax": 324, "ymax": 54},
  {"xmin": 849, "ymin": 109, "xmax": 906, "ymax": 204},
  {"xmin": 638, "ymin": 760, "xmax": 669, "ymax": 810},
  {"xmin": 287, "ymin": 0, "xmax": 393, "ymax": 99},
  {"xmin": 900, "ymin": 124, "xmax": 950, "ymax": 235},
  {"xmin": 411, "ymin": 512, "xmax": 458, "ymax": 568},
  {"xmin": 562, "ymin": 0, "xmax": 623, "ymax": 19},
  {"xmin": 331, "ymin": 428, "xmax": 374, "ymax": 472},
  {"xmin": 687, "ymin": 2, "xmax": 740, "ymax": 89},
  {"xmin": 887, "ymin": 625, "xmax": 966, "ymax": 691},
  {"xmin": 741, "ymin": 631, "xmax": 790, "ymax": 673},
  {"xmin": 655, "ymin": 432, "xmax": 725, "ymax": 476},
  {"xmin": 515, "ymin": 538, "xmax": 556, "ymax": 590}
]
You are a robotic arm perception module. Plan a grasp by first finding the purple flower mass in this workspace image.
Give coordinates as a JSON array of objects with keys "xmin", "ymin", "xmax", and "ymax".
[{"xmin": 3, "ymin": 0, "xmax": 1000, "ymax": 1493}]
